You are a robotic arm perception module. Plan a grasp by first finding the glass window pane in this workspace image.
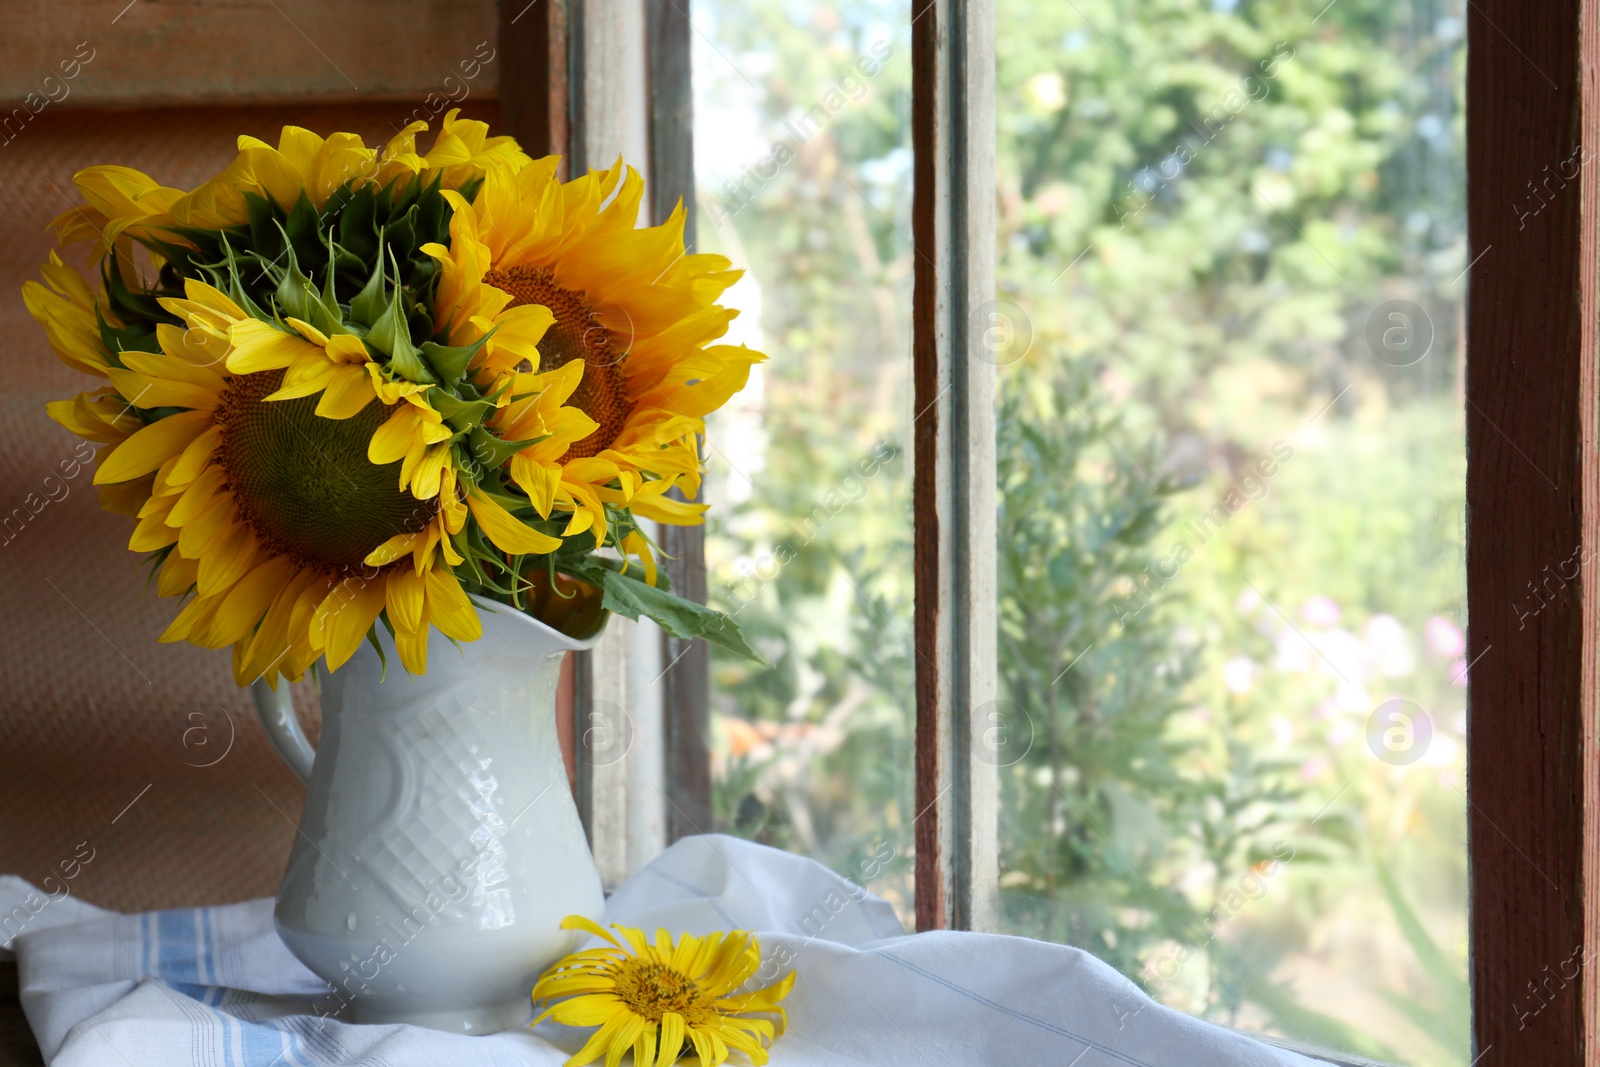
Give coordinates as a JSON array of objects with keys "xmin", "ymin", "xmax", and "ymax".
[
  {"xmin": 991, "ymin": 5, "xmax": 1468, "ymax": 1064},
  {"xmin": 693, "ymin": 3, "xmax": 917, "ymax": 923}
]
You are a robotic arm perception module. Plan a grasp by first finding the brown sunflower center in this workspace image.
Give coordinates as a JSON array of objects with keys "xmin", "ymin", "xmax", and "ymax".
[
  {"xmin": 214, "ymin": 370, "xmax": 435, "ymax": 574},
  {"xmin": 609, "ymin": 960, "xmax": 716, "ymax": 1025},
  {"xmin": 482, "ymin": 264, "xmax": 629, "ymax": 461}
]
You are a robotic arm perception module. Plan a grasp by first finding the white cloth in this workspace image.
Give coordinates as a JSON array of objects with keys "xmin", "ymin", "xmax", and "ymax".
[{"xmin": 2, "ymin": 835, "xmax": 1326, "ymax": 1066}]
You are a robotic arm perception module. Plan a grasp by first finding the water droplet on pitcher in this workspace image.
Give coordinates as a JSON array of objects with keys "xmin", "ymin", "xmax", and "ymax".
[{"xmin": 346, "ymin": 912, "xmax": 357, "ymax": 931}]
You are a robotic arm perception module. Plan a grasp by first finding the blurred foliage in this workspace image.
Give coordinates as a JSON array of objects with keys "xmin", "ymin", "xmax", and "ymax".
[{"xmin": 694, "ymin": 0, "xmax": 1469, "ymax": 1063}]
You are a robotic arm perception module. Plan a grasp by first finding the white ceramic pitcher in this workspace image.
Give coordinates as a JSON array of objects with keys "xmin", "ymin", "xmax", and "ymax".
[{"xmin": 251, "ymin": 599, "xmax": 605, "ymax": 1034}]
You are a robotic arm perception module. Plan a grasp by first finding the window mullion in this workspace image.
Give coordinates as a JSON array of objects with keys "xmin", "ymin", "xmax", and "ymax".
[
  {"xmin": 912, "ymin": 0, "xmax": 999, "ymax": 933},
  {"xmin": 560, "ymin": 0, "xmax": 667, "ymax": 891},
  {"xmin": 646, "ymin": 0, "xmax": 714, "ymax": 847}
]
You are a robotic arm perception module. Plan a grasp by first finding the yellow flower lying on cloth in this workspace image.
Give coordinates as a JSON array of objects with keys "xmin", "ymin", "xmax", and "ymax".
[{"xmin": 532, "ymin": 916, "xmax": 796, "ymax": 1067}]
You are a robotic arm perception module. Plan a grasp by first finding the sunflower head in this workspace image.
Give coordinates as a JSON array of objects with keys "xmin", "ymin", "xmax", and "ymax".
[
  {"xmin": 532, "ymin": 916, "xmax": 795, "ymax": 1067},
  {"xmin": 30, "ymin": 115, "xmax": 765, "ymax": 688}
]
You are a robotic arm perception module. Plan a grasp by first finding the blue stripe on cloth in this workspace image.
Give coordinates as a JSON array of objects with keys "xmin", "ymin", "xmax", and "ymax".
[
  {"xmin": 220, "ymin": 994, "xmax": 236, "ymax": 1067},
  {"xmin": 165, "ymin": 980, "xmax": 214, "ymax": 1000},
  {"xmin": 641, "ymin": 867, "xmax": 740, "ymax": 928},
  {"xmin": 874, "ymin": 949, "xmax": 1161, "ymax": 1067},
  {"xmin": 157, "ymin": 908, "xmax": 200, "ymax": 982},
  {"xmin": 202, "ymin": 909, "xmax": 224, "ymax": 1003},
  {"xmin": 194, "ymin": 910, "xmax": 208, "ymax": 987},
  {"xmin": 141, "ymin": 911, "xmax": 152, "ymax": 978}
]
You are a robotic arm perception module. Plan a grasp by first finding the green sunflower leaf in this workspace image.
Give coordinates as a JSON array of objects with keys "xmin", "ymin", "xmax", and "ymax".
[{"xmin": 569, "ymin": 558, "xmax": 762, "ymax": 663}]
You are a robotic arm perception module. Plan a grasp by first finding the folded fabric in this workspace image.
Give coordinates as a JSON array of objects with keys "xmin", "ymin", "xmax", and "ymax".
[{"xmin": 3, "ymin": 834, "xmax": 1328, "ymax": 1066}]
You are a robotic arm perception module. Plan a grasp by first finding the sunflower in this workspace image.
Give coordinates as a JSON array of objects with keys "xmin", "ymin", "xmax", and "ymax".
[
  {"xmin": 532, "ymin": 916, "xmax": 795, "ymax": 1067},
  {"xmin": 427, "ymin": 158, "xmax": 766, "ymax": 555},
  {"xmin": 50, "ymin": 109, "xmax": 521, "ymax": 257},
  {"xmin": 30, "ymin": 114, "xmax": 762, "ymax": 688},
  {"xmin": 84, "ymin": 278, "xmax": 527, "ymax": 685}
]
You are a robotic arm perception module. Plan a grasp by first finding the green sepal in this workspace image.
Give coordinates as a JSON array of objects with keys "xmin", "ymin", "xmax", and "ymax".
[
  {"xmin": 419, "ymin": 334, "xmax": 489, "ymax": 386},
  {"xmin": 367, "ymin": 254, "xmax": 435, "ymax": 384},
  {"xmin": 267, "ymin": 224, "xmax": 342, "ymax": 334},
  {"xmin": 466, "ymin": 425, "xmax": 538, "ymax": 471},
  {"xmin": 384, "ymin": 203, "xmax": 420, "ymax": 266},
  {"xmin": 320, "ymin": 229, "xmax": 342, "ymax": 316},
  {"xmin": 338, "ymin": 184, "xmax": 379, "ymax": 263},
  {"xmin": 243, "ymin": 191, "xmax": 285, "ymax": 263},
  {"xmin": 429, "ymin": 389, "xmax": 497, "ymax": 433},
  {"xmin": 100, "ymin": 256, "xmax": 166, "ymax": 327},
  {"xmin": 364, "ymin": 622, "xmax": 389, "ymax": 683},
  {"xmin": 95, "ymin": 307, "xmax": 154, "ymax": 367},
  {"xmin": 349, "ymin": 242, "xmax": 389, "ymax": 327},
  {"xmin": 282, "ymin": 190, "xmax": 324, "ymax": 271},
  {"xmin": 414, "ymin": 171, "xmax": 448, "ymax": 247},
  {"xmin": 215, "ymin": 234, "xmax": 272, "ymax": 322}
]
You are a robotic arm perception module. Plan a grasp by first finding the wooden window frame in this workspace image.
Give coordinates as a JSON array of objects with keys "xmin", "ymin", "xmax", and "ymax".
[
  {"xmin": 505, "ymin": 0, "xmax": 1600, "ymax": 1061},
  {"xmin": 1465, "ymin": 2, "xmax": 1600, "ymax": 1064}
]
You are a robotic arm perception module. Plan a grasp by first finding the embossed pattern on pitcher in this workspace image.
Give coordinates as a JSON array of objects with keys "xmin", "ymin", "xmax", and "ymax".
[{"xmin": 267, "ymin": 602, "xmax": 605, "ymax": 1034}]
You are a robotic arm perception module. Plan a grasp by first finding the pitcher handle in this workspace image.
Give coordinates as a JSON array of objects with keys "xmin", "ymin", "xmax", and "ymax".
[{"xmin": 251, "ymin": 679, "xmax": 316, "ymax": 785}]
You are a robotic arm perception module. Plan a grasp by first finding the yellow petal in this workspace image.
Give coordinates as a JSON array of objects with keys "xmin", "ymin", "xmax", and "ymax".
[
  {"xmin": 467, "ymin": 491, "xmax": 562, "ymax": 555},
  {"xmin": 226, "ymin": 319, "xmax": 320, "ymax": 374},
  {"xmin": 165, "ymin": 464, "xmax": 227, "ymax": 527},
  {"xmin": 314, "ymin": 576, "xmax": 387, "ymax": 671},
  {"xmin": 128, "ymin": 511, "xmax": 180, "ymax": 552},
  {"xmin": 196, "ymin": 523, "xmax": 258, "ymax": 597},
  {"xmin": 365, "ymin": 532, "xmax": 423, "ymax": 568},
  {"xmin": 176, "ymin": 494, "xmax": 235, "ymax": 558},
  {"xmin": 394, "ymin": 627, "xmax": 429, "ymax": 675},
  {"xmin": 157, "ymin": 552, "xmax": 200, "ymax": 599},
  {"xmin": 315, "ymin": 365, "xmax": 379, "ymax": 420},
  {"xmin": 165, "ymin": 424, "xmax": 224, "ymax": 488},
  {"xmin": 424, "ymin": 566, "xmax": 481, "ymax": 642},
  {"xmin": 159, "ymin": 591, "xmax": 224, "ymax": 645},
  {"xmin": 385, "ymin": 564, "xmax": 427, "ymax": 634},
  {"xmin": 209, "ymin": 557, "xmax": 298, "ymax": 646},
  {"xmin": 106, "ymin": 367, "xmax": 220, "ymax": 411},
  {"xmin": 94, "ymin": 410, "xmax": 214, "ymax": 484},
  {"xmin": 369, "ymin": 406, "xmax": 422, "ymax": 465}
]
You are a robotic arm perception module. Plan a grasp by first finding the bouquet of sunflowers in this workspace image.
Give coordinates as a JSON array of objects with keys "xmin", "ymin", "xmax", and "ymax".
[{"xmin": 27, "ymin": 110, "xmax": 761, "ymax": 687}]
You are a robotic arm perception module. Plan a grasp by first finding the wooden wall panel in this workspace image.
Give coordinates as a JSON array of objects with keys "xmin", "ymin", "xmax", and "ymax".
[{"xmin": 0, "ymin": 1, "xmax": 498, "ymax": 108}]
